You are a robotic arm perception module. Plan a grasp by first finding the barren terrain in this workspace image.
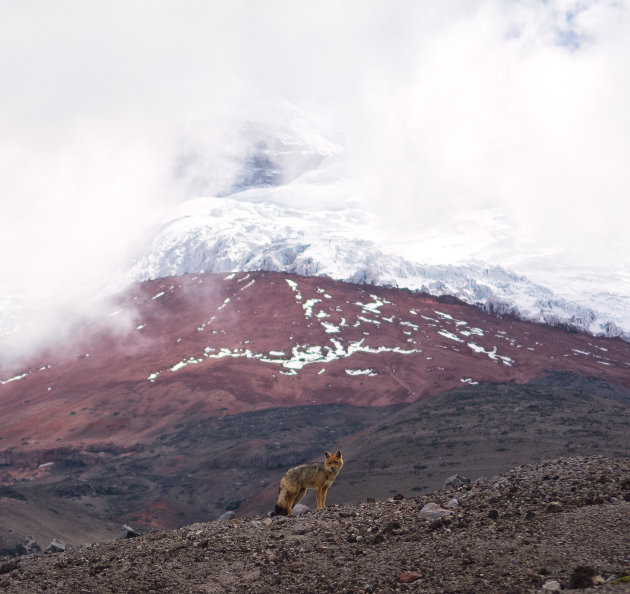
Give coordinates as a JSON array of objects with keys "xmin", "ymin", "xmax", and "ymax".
[{"xmin": 1, "ymin": 456, "xmax": 629, "ymax": 593}]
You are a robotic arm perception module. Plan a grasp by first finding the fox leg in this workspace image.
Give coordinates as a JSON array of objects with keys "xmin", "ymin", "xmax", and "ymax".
[
  {"xmin": 321, "ymin": 485, "xmax": 330, "ymax": 508},
  {"xmin": 285, "ymin": 488, "xmax": 303, "ymax": 516},
  {"xmin": 274, "ymin": 486, "xmax": 291, "ymax": 516},
  {"xmin": 293, "ymin": 487, "xmax": 307, "ymax": 506},
  {"xmin": 315, "ymin": 488, "xmax": 324, "ymax": 509}
]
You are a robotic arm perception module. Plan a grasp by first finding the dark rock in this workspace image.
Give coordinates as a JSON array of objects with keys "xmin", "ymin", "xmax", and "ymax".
[
  {"xmin": 570, "ymin": 566, "xmax": 598, "ymax": 589},
  {"xmin": 0, "ymin": 559, "xmax": 19, "ymax": 575},
  {"xmin": 393, "ymin": 493, "xmax": 405, "ymax": 500},
  {"xmin": 545, "ymin": 502, "xmax": 563, "ymax": 513},
  {"xmin": 122, "ymin": 525, "xmax": 139, "ymax": 539},
  {"xmin": 444, "ymin": 474, "xmax": 471, "ymax": 490}
]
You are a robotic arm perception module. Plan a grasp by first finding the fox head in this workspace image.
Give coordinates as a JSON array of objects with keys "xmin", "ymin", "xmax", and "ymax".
[{"xmin": 324, "ymin": 450, "xmax": 343, "ymax": 474}]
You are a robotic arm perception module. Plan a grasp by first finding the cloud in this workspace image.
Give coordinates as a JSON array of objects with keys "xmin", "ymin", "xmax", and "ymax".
[{"xmin": 1, "ymin": 0, "xmax": 629, "ymax": 363}]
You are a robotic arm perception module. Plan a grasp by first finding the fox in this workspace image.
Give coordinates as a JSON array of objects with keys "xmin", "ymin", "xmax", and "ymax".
[{"xmin": 273, "ymin": 450, "xmax": 343, "ymax": 516}]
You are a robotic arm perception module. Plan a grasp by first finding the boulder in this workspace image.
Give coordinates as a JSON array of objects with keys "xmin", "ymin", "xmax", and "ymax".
[
  {"xmin": 44, "ymin": 538, "xmax": 66, "ymax": 554},
  {"xmin": 217, "ymin": 511, "xmax": 236, "ymax": 522},
  {"xmin": 291, "ymin": 504, "xmax": 310, "ymax": 516},
  {"xmin": 122, "ymin": 525, "xmax": 139, "ymax": 539},
  {"xmin": 444, "ymin": 475, "xmax": 471, "ymax": 490}
]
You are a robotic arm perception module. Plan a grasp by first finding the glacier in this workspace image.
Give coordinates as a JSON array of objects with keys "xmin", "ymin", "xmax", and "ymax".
[
  {"xmin": 121, "ymin": 109, "xmax": 630, "ymax": 342},
  {"xmin": 127, "ymin": 159, "xmax": 630, "ymax": 342}
]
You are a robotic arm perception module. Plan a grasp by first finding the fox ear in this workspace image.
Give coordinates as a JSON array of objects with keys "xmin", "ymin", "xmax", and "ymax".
[
  {"xmin": 324, "ymin": 451, "xmax": 332, "ymax": 458},
  {"xmin": 335, "ymin": 450, "xmax": 342, "ymax": 458}
]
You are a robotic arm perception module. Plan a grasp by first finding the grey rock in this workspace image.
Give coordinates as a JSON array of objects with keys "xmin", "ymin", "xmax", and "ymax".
[
  {"xmin": 444, "ymin": 475, "xmax": 471, "ymax": 490},
  {"xmin": 541, "ymin": 580, "xmax": 561, "ymax": 592},
  {"xmin": 291, "ymin": 504, "xmax": 310, "ymax": 516},
  {"xmin": 44, "ymin": 538, "xmax": 66, "ymax": 554},
  {"xmin": 217, "ymin": 511, "xmax": 236, "ymax": 522},
  {"xmin": 447, "ymin": 498, "xmax": 460, "ymax": 509}
]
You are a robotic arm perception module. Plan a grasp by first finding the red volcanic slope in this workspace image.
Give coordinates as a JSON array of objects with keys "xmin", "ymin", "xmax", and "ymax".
[{"xmin": 1, "ymin": 271, "xmax": 630, "ymax": 455}]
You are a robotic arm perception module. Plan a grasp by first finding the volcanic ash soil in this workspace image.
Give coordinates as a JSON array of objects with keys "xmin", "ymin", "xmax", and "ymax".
[{"xmin": 1, "ymin": 456, "xmax": 630, "ymax": 593}]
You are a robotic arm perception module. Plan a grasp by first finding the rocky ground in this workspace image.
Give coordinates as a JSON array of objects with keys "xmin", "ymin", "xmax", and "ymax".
[{"xmin": 1, "ymin": 455, "xmax": 629, "ymax": 593}]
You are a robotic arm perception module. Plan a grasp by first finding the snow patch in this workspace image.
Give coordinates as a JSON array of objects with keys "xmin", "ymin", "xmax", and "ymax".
[{"xmin": 345, "ymin": 368, "xmax": 378, "ymax": 376}]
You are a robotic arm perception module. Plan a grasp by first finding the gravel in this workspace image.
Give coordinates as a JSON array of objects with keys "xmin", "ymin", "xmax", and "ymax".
[{"xmin": 1, "ymin": 455, "xmax": 629, "ymax": 593}]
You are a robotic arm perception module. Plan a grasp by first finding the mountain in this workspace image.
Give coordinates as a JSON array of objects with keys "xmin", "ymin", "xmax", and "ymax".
[
  {"xmin": 128, "ymin": 195, "xmax": 630, "ymax": 342},
  {"xmin": 1, "ymin": 271, "xmax": 629, "ymax": 550},
  {"xmin": 116, "ymin": 110, "xmax": 630, "ymax": 343}
]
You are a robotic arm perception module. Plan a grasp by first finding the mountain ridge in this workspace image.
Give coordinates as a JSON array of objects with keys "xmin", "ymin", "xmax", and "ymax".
[{"xmin": 1, "ymin": 272, "xmax": 629, "ymax": 548}]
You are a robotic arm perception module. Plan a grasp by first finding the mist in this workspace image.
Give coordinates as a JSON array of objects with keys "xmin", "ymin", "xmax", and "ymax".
[{"xmin": 1, "ymin": 0, "xmax": 629, "ymax": 364}]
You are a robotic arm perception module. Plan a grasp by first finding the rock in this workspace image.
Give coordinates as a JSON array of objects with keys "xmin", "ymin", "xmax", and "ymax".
[
  {"xmin": 44, "ymin": 538, "xmax": 66, "ymax": 553},
  {"xmin": 291, "ymin": 504, "xmax": 310, "ymax": 516},
  {"xmin": 419, "ymin": 502, "xmax": 453, "ymax": 520},
  {"xmin": 0, "ymin": 560, "xmax": 19, "ymax": 576},
  {"xmin": 399, "ymin": 571, "xmax": 422, "ymax": 583},
  {"xmin": 444, "ymin": 475, "xmax": 471, "ymax": 490},
  {"xmin": 366, "ymin": 497, "xmax": 376, "ymax": 503},
  {"xmin": 393, "ymin": 493, "xmax": 405, "ymax": 500},
  {"xmin": 217, "ymin": 511, "xmax": 236, "ymax": 522},
  {"xmin": 23, "ymin": 537, "xmax": 40, "ymax": 553},
  {"xmin": 122, "ymin": 525, "xmax": 139, "ymax": 539},
  {"xmin": 545, "ymin": 502, "xmax": 563, "ymax": 513},
  {"xmin": 447, "ymin": 498, "xmax": 459, "ymax": 509},
  {"xmin": 569, "ymin": 566, "xmax": 597, "ymax": 588},
  {"xmin": 541, "ymin": 580, "xmax": 561, "ymax": 592}
]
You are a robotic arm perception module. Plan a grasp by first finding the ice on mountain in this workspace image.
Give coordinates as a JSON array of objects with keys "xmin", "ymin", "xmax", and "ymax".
[
  {"xmin": 302, "ymin": 298, "xmax": 321, "ymax": 318},
  {"xmin": 240, "ymin": 279, "xmax": 256, "ymax": 291},
  {"xmin": 467, "ymin": 342, "xmax": 513, "ymax": 366},
  {"xmin": 435, "ymin": 311, "xmax": 454, "ymax": 320},
  {"xmin": 119, "ymin": 130, "xmax": 630, "ymax": 347},
  {"xmin": 358, "ymin": 315, "xmax": 381, "ymax": 325},
  {"xmin": 1, "ymin": 371, "xmax": 28, "ymax": 385},
  {"xmin": 438, "ymin": 329, "xmax": 464, "ymax": 343},
  {"xmin": 345, "ymin": 368, "xmax": 377, "ymax": 376},
  {"xmin": 571, "ymin": 349, "xmax": 591, "ymax": 356}
]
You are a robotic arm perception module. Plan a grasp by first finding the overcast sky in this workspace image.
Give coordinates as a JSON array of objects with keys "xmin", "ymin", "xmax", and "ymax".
[{"xmin": 1, "ymin": 0, "xmax": 629, "ymax": 360}]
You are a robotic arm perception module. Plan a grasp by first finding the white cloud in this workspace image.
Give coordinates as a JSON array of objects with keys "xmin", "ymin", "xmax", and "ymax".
[{"xmin": 1, "ymin": 0, "xmax": 629, "ymax": 362}]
